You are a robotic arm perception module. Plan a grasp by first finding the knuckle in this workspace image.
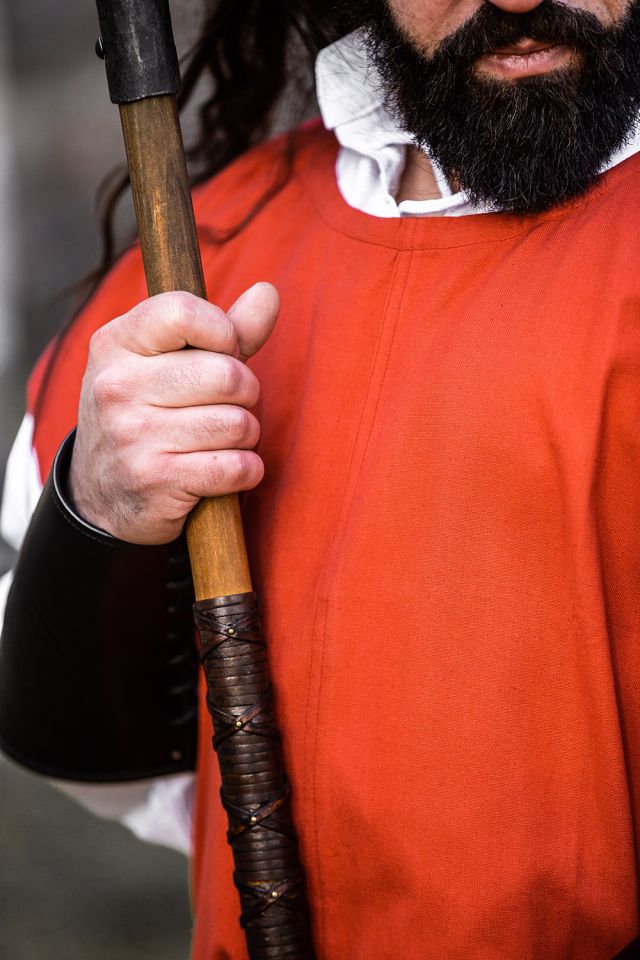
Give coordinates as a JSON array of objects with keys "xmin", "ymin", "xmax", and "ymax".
[
  {"xmin": 119, "ymin": 410, "xmax": 153, "ymax": 443},
  {"xmin": 227, "ymin": 408, "xmax": 255, "ymax": 445},
  {"xmin": 88, "ymin": 325, "xmax": 110, "ymax": 359},
  {"xmin": 91, "ymin": 368, "xmax": 126, "ymax": 408},
  {"xmin": 195, "ymin": 450, "xmax": 264, "ymax": 497},
  {"xmin": 204, "ymin": 451, "xmax": 253, "ymax": 491},
  {"xmin": 215, "ymin": 355, "xmax": 243, "ymax": 396},
  {"xmin": 128, "ymin": 292, "xmax": 197, "ymax": 340},
  {"xmin": 229, "ymin": 450, "xmax": 262, "ymax": 488},
  {"xmin": 243, "ymin": 368, "xmax": 261, "ymax": 407},
  {"xmin": 165, "ymin": 290, "xmax": 198, "ymax": 331},
  {"xmin": 171, "ymin": 289, "xmax": 197, "ymax": 315},
  {"xmin": 125, "ymin": 299, "xmax": 152, "ymax": 332}
]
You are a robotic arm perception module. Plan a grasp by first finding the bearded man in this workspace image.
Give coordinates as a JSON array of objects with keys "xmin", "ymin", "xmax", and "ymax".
[{"xmin": 1, "ymin": 0, "xmax": 639, "ymax": 957}]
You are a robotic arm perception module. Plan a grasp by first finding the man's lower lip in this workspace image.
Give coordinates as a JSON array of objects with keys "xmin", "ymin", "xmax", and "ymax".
[{"xmin": 476, "ymin": 44, "xmax": 573, "ymax": 79}]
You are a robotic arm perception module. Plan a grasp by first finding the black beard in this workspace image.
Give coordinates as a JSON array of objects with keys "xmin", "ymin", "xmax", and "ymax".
[{"xmin": 362, "ymin": 0, "xmax": 640, "ymax": 214}]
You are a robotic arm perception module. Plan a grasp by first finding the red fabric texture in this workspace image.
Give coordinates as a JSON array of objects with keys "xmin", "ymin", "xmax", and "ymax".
[{"xmin": 28, "ymin": 125, "xmax": 640, "ymax": 958}]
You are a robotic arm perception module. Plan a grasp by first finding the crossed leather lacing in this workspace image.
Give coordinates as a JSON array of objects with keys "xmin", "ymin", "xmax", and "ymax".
[
  {"xmin": 222, "ymin": 781, "xmax": 293, "ymax": 843},
  {"xmin": 194, "ymin": 595, "xmax": 308, "ymax": 936},
  {"xmin": 210, "ymin": 688, "xmax": 280, "ymax": 750},
  {"xmin": 235, "ymin": 875, "xmax": 305, "ymax": 929},
  {"xmin": 197, "ymin": 605, "xmax": 265, "ymax": 661}
]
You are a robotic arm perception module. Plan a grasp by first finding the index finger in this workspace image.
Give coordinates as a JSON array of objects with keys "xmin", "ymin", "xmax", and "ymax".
[{"xmin": 103, "ymin": 291, "xmax": 240, "ymax": 358}]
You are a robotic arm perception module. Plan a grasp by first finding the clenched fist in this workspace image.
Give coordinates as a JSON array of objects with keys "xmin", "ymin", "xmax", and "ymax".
[{"xmin": 69, "ymin": 282, "xmax": 279, "ymax": 544}]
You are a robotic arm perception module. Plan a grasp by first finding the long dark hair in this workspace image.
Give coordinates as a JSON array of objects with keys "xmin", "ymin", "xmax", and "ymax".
[
  {"xmin": 35, "ymin": 1, "xmax": 359, "ymax": 417},
  {"xmin": 96, "ymin": 1, "xmax": 358, "ymax": 282}
]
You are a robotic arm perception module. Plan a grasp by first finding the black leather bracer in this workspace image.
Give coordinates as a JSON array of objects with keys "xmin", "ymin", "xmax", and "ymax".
[{"xmin": 0, "ymin": 431, "xmax": 198, "ymax": 781}]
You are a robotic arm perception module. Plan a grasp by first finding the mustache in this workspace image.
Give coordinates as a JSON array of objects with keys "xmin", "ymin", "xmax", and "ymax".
[{"xmin": 434, "ymin": 0, "xmax": 611, "ymax": 62}]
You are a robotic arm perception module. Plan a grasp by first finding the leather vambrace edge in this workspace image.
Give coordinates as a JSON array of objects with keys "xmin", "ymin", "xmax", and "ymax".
[{"xmin": 0, "ymin": 431, "xmax": 198, "ymax": 782}]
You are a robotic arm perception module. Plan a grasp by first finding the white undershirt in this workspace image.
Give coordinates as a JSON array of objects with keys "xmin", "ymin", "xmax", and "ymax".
[{"xmin": 2, "ymin": 28, "xmax": 639, "ymax": 856}]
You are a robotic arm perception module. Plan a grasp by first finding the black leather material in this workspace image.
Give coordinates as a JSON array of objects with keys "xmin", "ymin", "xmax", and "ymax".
[
  {"xmin": 95, "ymin": 0, "xmax": 181, "ymax": 105},
  {"xmin": 613, "ymin": 938, "xmax": 640, "ymax": 958},
  {"xmin": 0, "ymin": 431, "xmax": 198, "ymax": 781}
]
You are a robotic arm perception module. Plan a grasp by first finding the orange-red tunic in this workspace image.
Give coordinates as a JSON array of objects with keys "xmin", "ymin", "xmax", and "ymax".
[{"xmin": 30, "ymin": 124, "xmax": 640, "ymax": 958}]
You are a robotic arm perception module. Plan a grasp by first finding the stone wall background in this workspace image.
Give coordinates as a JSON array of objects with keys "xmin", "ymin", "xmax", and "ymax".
[{"xmin": 0, "ymin": 1, "xmax": 206, "ymax": 956}]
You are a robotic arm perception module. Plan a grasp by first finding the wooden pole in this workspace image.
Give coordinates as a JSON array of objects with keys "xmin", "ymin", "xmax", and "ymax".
[
  {"xmin": 95, "ymin": 3, "xmax": 314, "ymax": 955},
  {"xmin": 119, "ymin": 97, "xmax": 253, "ymax": 601}
]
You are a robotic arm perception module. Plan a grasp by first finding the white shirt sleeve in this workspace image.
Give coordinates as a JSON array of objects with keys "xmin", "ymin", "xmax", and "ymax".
[
  {"xmin": 0, "ymin": 414, "xmax": 195, "ymax": 855},
  {"xmin": 0, "ymin": 412, "xmax": 43, "ymax": 551},
  {"xmin": 53, "ymin": 774, "xmax": 195, "ymax": 854}
]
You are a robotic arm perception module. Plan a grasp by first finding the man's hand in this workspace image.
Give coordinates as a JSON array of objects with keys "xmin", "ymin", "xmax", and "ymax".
[{"xmin": 69, "ymin": 282, "xmax": 279, "ymax": 544}]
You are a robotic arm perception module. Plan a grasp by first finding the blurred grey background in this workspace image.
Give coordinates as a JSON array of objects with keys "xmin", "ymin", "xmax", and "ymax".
[{"xmin": 0, "ymin": 1, "xmax": 206, "ymax": 956}]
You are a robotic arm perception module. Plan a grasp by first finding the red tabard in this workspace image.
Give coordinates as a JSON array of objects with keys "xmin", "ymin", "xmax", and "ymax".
[{"xmin": 29, "ymin": 124, "xmax": 640, "ymax": 959}]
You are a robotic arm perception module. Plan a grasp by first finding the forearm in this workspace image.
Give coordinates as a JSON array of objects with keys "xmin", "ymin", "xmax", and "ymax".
[
  {"xmin": 0, "ymin": 431, "xmax": 198, "ymax": 782},
  {"xmin": 0, "ymin": 280, "xmax": 273, "ymax": 793}
]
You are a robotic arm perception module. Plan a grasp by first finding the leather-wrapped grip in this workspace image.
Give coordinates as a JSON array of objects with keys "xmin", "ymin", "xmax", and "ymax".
[
  {"xmin": 194, "ymin": 593, "xmax": 314, "ymax": 958},
  {"xmin": 0, "ymin": 432, "xmax": 198, "ymax": 781}
]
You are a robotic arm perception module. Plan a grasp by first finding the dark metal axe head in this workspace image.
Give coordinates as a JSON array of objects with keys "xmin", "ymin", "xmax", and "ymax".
[{"xmin": 95, "ymin": 0, "xmax": 181, "ymax": 104}]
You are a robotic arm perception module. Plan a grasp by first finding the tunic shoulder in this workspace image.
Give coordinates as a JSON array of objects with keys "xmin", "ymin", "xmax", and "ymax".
[{"xmin": 28, "ymin": 120, "xmax": 333, "ymax": 479}]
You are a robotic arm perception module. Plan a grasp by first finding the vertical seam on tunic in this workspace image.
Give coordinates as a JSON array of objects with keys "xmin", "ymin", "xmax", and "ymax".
[{"xmin": 306, "ymin": 223, "xmax": 418, "ymax": 950}]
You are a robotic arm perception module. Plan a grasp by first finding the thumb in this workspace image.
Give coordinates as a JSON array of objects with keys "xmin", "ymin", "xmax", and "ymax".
[{"xmin": 228, "ymin": 282, "xmax": 280, "ymax": 361}]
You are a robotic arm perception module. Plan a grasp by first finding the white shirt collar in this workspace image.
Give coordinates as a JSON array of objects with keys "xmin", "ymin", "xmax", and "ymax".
[{"xmin": 316, "ymin": 29, "xmax": 640, "ymax": 219}]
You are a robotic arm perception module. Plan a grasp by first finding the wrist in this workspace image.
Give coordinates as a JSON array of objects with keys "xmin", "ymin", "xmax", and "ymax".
[{"xmin": 57, "ymin": 430, "xmax": 117, "ymax": 541}]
